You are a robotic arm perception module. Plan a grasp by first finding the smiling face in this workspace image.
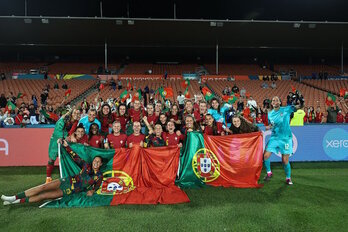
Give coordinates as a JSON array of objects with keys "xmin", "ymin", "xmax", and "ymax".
[
  {"xmin": 102, "ymin": 105, "xmax": 110, "ymax": 115},
  {"xmin": 92, "ymin": 156, "xmax": 103, "ymax": 171},
  {"xmin": 72, "ymin": 109, "xmax": 80, "ymax": 121},
  {"xmin": 133, "ymin": 121, "xmax": 141, "ymax": 135},
  {"xmin": 119, "ymin": 105, "xmax": 126, "ymax": 116},
  {"xmin": 185, "ymin": 116, "xmax": 194, "ymax": 129},
  {"xmin": 75, "ymin": 127, "xmax": 85, "ymax": 139},
  {"xmin": 205, "ymin": 114, "xmax": 214, "ymax": 126},
  {"xmin": 185, "ymin": 101, "xmax": 193, "ymax": 112},
  {"xmin": 155, "ymin": 102, "xmax": 162, "ymax": 112},
  {"xmin": 271, "ymin": 96, "xmax": 281, "ymax": 109},
  {"xmin": 199, "ymin": 102, "xmax": 207, "ymax": 114},
  {"xmin": 112, "ymin": 121, "xmax": 121, "ymax": 134},
  {"xmin": 166, "ymin": 121, "xmax": 175, "ymax": 133},
  {"xmin": 88, "ymin": 110, "xmax": 97, "ymax": 122},
  {"xmin": 134, "ymin": 100, "xmax": 141, "ymax": 110},
  {"xmin": 147, "ymin": 104, "xmax": 154, "ymax": 115},
  {"xmin": 154, "ymin": 124, "xmax": 163, "ymax": 137},
  {"xmin": 211, "ymin": 100, "xmax": 219, "ymax": 110},
  {"xmin": 159, "ymin": 114, "xmax": 167, "ymax": 123},
  {"xmin": 196, "ymin": 94, "xmax": 203, "ymax": 102},
  {"xmin": 90, "ymin": 124, "xmax": 99, "ymax": 135},
  {"xmin": 232, "ymin": 117, "xmax": 241, "ymax": 128},
  {"xmin": 171, "ymin": 105, "xmax": 178, "ymax": 115}
]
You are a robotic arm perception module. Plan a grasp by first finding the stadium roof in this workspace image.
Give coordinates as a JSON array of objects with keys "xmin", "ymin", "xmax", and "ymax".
[{"xmin": 1, "ymin": 16, "xmax": 348, "ymax": 59}]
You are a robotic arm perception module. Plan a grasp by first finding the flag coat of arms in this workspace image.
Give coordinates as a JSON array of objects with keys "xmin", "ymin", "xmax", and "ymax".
[
  {"xmin": 44, "ymin": 144, "xmax": 189, "ymax": 208},
  {"xmin": 176, "ymin": 132, "xmax": 263, "ymax": 188}
]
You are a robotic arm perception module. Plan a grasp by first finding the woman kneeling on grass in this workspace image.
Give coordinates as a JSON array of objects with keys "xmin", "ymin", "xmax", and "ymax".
[{"xmin": 1, "ymin": 139, "xmax": 103, "ymax": 205}]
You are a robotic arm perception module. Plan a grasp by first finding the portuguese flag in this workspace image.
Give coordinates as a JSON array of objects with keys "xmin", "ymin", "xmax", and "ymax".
[
  {"xmin": 43, "ymin": 144, "xmax": 189, "ymax": 208},
  {"xmin": 184, "ymin": 87, "xmax": 191, "ymax": 99},
  {"xmin": 340, "ymin": 88, "xmax": 348, "ymax": 99},
  {"xmin": 181, "ymin": 79, "xmax": 190, "ymax": 89},
  {"xmin": 16, "ymin": 92, "xmax": 26, "ymax": 99},
  {"xmin": 120, "ymin": 90, "xmax": 129, "ymax": 103},
  {"xmin": 222, "ymin": 95, "xmax": 238, "ymax": 104},
  {"xmin": 326, "ymin": 93, "xmax": 336, "ymax": 106},
  {"xmin": 64, "ymin": 89, "xmax": 71, "ymax": 99},
  {"xmin": 202, "ymin": 87, "xmax": 215, "ymax": 101},
  {"xmin": 40, "ymin": 109, "xmax": 59, "ymax": 122},
  {"xmin": 132, "ymin": 89, "xmax": 142, "ymax": 102},
  {"xmin": 127, "ymin": 80, "xmax": 132, "ymax": 90},
  {"xmin": 176, "ymin": 132, "xmax": 263, "ymax": 188},
  {"xmin": 159, "ymin": 87, "xmax": 174, "ymax": 99},
  {"xmin": 5, "ymin": 100, "xmax": 16, "ymax": 113}
]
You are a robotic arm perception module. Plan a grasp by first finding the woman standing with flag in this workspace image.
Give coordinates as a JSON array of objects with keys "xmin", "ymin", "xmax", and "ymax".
[{"xmin": 45, "ymin": 109, "xmax": 80, "ymax": 183}]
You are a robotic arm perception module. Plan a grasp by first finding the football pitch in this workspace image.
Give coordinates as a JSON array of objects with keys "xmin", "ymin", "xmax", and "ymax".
[{"xmin": 0, "ymin": 162, "xmax": 347, "ymax": 232}]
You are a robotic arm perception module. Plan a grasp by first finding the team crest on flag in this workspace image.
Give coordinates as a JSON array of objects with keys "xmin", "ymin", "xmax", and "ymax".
[
  {"xmin": 192, "ymin": 148, "xmax": 220, "ymax": 182},
  {"xmin": 97, "ymin": 170, "xmax": 135, "ymax": 195}
]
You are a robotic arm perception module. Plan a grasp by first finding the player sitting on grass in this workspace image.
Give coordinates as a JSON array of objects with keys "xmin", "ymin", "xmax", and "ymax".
[{"xmin": 1, "ymin": 139, "xmax": 103, "ymax": 205}]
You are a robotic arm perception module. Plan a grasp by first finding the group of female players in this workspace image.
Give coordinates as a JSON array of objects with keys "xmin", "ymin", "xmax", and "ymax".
[{"xmin": 2, "ymin": 93, "xmax": 299, "ymax": 205}]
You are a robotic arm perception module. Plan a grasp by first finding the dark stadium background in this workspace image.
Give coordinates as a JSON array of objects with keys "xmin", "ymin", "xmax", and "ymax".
[{"xmin": 1, "ymin": 0, "xmax": 348, "ymax": 65}]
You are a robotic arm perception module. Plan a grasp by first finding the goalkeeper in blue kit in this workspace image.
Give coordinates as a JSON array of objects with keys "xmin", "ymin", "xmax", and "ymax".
[{"xmin": 263, "ymin": 95, "xmax": 303, "ymax": 185}]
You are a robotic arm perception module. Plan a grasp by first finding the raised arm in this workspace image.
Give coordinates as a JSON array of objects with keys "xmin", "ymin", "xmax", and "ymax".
[{"xmin": 58, "ymin": 139, "xmax": 86, "ymax": 168}]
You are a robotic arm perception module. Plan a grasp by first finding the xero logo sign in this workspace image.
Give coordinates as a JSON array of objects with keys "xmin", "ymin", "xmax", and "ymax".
[
  {"xmin": 323, "ymin": 128, "xmax": 348, "ymax": 160},
  {"xmin": 0, "ymin": 139, "xmax": 9, "ymax": 156}
]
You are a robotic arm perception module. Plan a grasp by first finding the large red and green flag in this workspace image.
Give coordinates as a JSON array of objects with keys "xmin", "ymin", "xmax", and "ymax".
[
  {"xmin": 202, "ymin": 87, "xmax": 215, "ymax": 101},
  {"xmin": 120, "ymin": 90, "xmax": 129, "ymax": 103},
  {"xmin": 159, "ymin": 87, "xmax": 174, "ymax": 99},
  {"xmin": 326, "ymin": 93, "xmax": 336, "ymax": 106},
  {"xmin": 181, "ymin": 79, "xmax": 190, "ymax": 89},
  {"xmin": 176, "ymin": 132, "xmax": 263, "ymax": 188},
  {"xmin": 5, "ymin": 100, "xmax": 16, "ymax": 113},
  {"xmin": 43, "ymin": 144, "xmax": 189, "ymax": 207}
]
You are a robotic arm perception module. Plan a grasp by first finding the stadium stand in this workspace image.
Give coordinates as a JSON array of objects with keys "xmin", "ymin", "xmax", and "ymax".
[
  {"xmin": 206, "ymin": 79, "xmax": 348, "ymax": 114},
  {"xmin": 204, "ymin": 64, "xmax": 273, "ymax": 75},
  {"xmin": 0, "ymin": 79, "xmax": 97, "ymax": 108},
  {"xmin": 274, "ymin": 64, "xmax": 340, "ymax": 76},
  {"xmin": 81, "ymin": 79, "xmax": 201, "ymax": 105}
]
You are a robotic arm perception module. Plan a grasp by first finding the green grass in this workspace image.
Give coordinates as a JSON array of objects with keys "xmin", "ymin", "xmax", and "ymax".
[{"xmin": 0, "ymin": 162, "xmax": 348, "ymax": 232}]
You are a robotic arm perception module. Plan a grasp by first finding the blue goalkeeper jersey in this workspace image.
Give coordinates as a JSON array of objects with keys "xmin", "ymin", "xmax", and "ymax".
[{"xmin": 268, "ymin": 106, "xmax": 296, "ymax": 139}]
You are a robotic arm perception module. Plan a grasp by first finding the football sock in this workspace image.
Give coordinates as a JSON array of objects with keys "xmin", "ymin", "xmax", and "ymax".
[
  {"xmin": 46, "ymin": 162, "xmax": 55, "ymax": 178},
  {"xmin": 19, "ymin": 197, "xmax": 29, "ymax": 204},
  {"xmin": 283, "ymin": 162, "xmax": 291, "ymax": 179},
  {"xmin": 15, "ymin": 192, "xmax": 26, "ymax": 200},
  {"xmin": 264, "ymin": 158, "xmax": 272, "ymax": 174}
]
